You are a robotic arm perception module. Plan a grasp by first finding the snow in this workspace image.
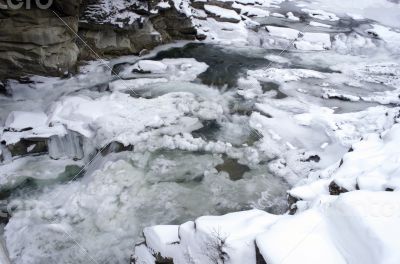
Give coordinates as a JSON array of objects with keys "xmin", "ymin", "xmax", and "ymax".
[
  {"xmin": 139, "ymin": 210, "xmax": 280, "ymax": 264},
  {"xmin": 366, "ymin": 24, "xmax": 400, "ymax": 52},
  {"xmin": 233, "ymin": 3, "xmax": 270, "ymax": 17},
  {"xmin": 265, "ymin": 26, "xmax": 300, "ymax": 39},
  {"xmin": 48, "ymin": 92, "xmax": 222, "ymax": 146},
  {"xmin": 157, "ymin": 1, "xmax": 171, "ymax": 9},
  {"xmin": 135, "ymin": 191, "xmax": 400, "ymax": 264},
  {"xmin": 5, "ymin": 154, "xmax": 288, "ymax": 263},
  {"xmin": 194, "ymin": 18, "xmax": 249, "ymax": 45},
  {"xmin": 4, "ymin": 111, "xmax": 47, "ymax": 132},
  {"xmin": 286, "ymin": 12, "xmax": 300, "ymax": 21},
  {"xmin": 204, "ymin": 5, "xmax": 242, "ymax": 22},
  {"xmin": 301, "ymin": 8, "xmax": 340, "ymax": 21},
  {"xmin": 0, "ymin": 156, "xmax": 82, "ymax": 191},
  {"xmin": 327, "ymin": 124, "xmax": 400, "ymax": 192},
  {"xmin": 271, "ymin": 13, "xmax": 285, "ymax": 18},
  {"xmin": 81, "ymin": 0, "xmax": 146, "ymax": 28},
  {"xmin": 3, "ymin": 0, "xmax": 400, "ymax": 263},
  {"xmin": 295, "ymin": 32, "xmax": 332, "ymax": 50},
  {"xmin": 247, "ymin": 68, "xmax": 326, "ymax": 83},
  {"xmin": 305, "ymin": 0, "xmax": 400, "ymax": 28},
  {"xmin": 131, "ymin": 60, "xmax": 168, "ymax": 74},
  {"xmin": 258, "ymin": 191, "xmax": 400, "ymax": 264},
  {"xmin": 263, "ymin": 26, "xmax": 332, "ymax": 50},
  {"xmin": 118, "ymin": 58, "xmax": 209, "ymax": 82},
  {"xmin": 310, "ymin": 21, "xmax": 332, "ymax": 28},
  {"xmin": 171, "ymin": 0, "xmax": 192, "ymax": 16},
  {"xmin": 264, "ymin": 54, "xmax": 291, "ymax": 64}
]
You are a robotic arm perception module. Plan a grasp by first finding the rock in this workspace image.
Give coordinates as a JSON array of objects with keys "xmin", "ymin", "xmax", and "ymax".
[
  {"xmin": 78, "ymin": 23, "xmax": 162, "ymax": 58},
  {"xmin": 203, "ymin": 4, "xmax": 242, "ymax": 23},
  {"xmin": 78, "ymin": 0, "xmax": 197, "ymax": 58},
  {"xmin": 150, "ymin": 7, "xmax": 198, "ymax": 41},
  {"xmin": 215, "ymin": 157, "xmax": 250, "ymax": 181},
  {"xmin": 0, "ymin": 0, "xmax": 203, "ymax": 79},
  {"xmin": 255, "ymin": 242, "xmax": 268, "ymax": 264},
  {"xmin": 303, "ymin": 154, "xmax": 321, "ymax": 163},
  {"xmin": 153, "ymin": 253, "xmax": 174, "ymax": 264},
  {"xmin": 287, "ymin": 194, "xmax": 300, "ymax": 215},
  {"xmin": 329, "ymin": 181, "xmax": 349, "ymax": 195},
  {"xmin": 0, "ymin": 8, "xmax": 79, "ymax": 79},
  {"xmin": 0, "ymin": 80, "xmax": 8, "ymax": 95},
  {"xmin": 6, "ymin": 139, "xmax": 48, "ymax": 158},
  {"xmin": 54, "ymin": 0, "xmax": 82, "ymax": 16}
]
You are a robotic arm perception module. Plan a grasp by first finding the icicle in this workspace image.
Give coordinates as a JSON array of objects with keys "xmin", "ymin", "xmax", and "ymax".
[{"xmin": 48, "ymin": 130, "xmax": 84, "ymax": 160}]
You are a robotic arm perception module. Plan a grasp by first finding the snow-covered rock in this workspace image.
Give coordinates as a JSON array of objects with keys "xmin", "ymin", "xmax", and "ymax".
[
  {"xmin": 134, "ymin": 191, "xmax": 400, "ymax": 264},
  {"xmin": 204, "ymin": 5, "xmax": 242, "ymax": 23}
]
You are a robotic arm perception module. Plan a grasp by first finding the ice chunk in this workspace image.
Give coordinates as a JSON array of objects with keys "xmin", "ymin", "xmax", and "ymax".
[
  {"xmin": 204, "ymin": 5, "xmax": 241, "ymax": 23},
  {"xmin": 310, "ymin": 21, "xmax": 332, "ymax": 28},
  {"xmin": 301, "ymin": 8, "xmax": 339, "ymax": 21},
  {"xmin": 4, "ymin": 111, "xmax": 47, "ymax": 132}
]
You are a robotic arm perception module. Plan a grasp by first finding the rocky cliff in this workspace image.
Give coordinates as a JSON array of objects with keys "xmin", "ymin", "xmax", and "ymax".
[{"xmin": 0, "ymin": 0, "xmax": 199, "ymax": 80}]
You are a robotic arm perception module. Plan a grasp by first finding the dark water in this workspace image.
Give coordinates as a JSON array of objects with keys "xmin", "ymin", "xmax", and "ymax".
[{"xmin": 152, "ymin": 43, "xmax": 269, "ymax": 88}]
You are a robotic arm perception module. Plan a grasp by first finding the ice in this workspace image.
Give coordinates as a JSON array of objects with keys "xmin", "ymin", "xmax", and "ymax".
[
  {"xmin": 233, "ymin": 3, "xmax": 270, "ymax": 18},
  {"xmin": 0, "ymin": 156, "xmax": 82, "ymax": 192},
  {"xmin": 271, "ymin": 13, "xmax": 285, "ymax": 18},
  {"xmin": 247, "ymin": 67, "xmax": 326, "ymax": 83},
  {"xmin": 48, "ymin": 130, "xmax": 86, "ymax": 160},
  {"xmin": 286, "ymin": 12, "xmax": 300, "ymax": 21},
  {"xmin": 262, "ymin": 26, "xmax": 332, "ymax": 50},
  {"xmin": 196, "ymin": 19, "xmax": 249, "ymax": 45},
  {"xmin": 48, "ymin": 91, "xmax": 223, "ymax": 147},
  {"xmin": 259, "ymin": 191, "xmax": 400, "ymax": 264},
  {"xmin": 5, "ymin": 152, "xmax": 288, "ymax": 264},
  {"xmin": 3, "ymin": 0, "xmax": 400, "ymax": 262},
  {"xmin": 4, "ymin": 112, "xmax": 47, "ymax": 132},
  {"xmin": 366, "ymin": 24, "xmax": 400, "ymax": 52},
  {"xmin": 140, "ymin": 209, "xmax": 280, "ymax": 264},
  {"xmin": 326, "ymin": 124, "xmax": 400, "ymax": 192},
  {"xmin": 305, "ymin": 0, "xmax": 400, "ymax": 28},
  {"xmin": 301, "ymin": 8, "xmax": 340, "ymax": 21},
  {"xmin": 81, "ymin": 0, "xmax": 146, "ymax": 28},
  {"xmin": 117, "ymin": 58, "xmax": 209, "ymax": 82},
  {"xmin": 310, "ymin": 21, "xmax": 332, "ymax": 28},
  {"xmin": 294, "ymin": 32, "xmax": 332, "ymax": 50},
  {"xmin": 265, "ymin": 26, "xmax": 301, "ymax": 39},
  {"xmin": 131, "ymin": 60, "xmax": 168, "ymax": 74},
  {"xmin": 204, "ymin": 5, "xmax": 242, "ymax": 23},
  {"xmin": 136, "ymin": 191, "xmax": 400, "ymax": 264}
]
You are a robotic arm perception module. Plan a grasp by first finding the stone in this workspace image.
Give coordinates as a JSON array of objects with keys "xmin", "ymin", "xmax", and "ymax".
[
  {"xmin": 329, "ymin": 181, "xmax": 349, "ymax": 195},
  {"xmin": 0, "ymin": 8, "xmax": 79, "ymax": 79},
  {"xmin": 6, "ymin": 139, "xmax": 48, "ymax": 158}
]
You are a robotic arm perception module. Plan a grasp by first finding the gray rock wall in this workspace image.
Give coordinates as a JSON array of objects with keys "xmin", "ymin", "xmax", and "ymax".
[
  {"xmin": 0, "ymin": 0, "xmax": 199, "ymax": 80},
  {"xmin": 0, "ymin": 8, "xmax": 79, "ymax": 78}
]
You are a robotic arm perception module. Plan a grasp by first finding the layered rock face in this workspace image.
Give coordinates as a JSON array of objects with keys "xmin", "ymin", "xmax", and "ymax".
[
  {"xmin": 0, "ymin": 0, "xmax": 199, "ymax": 80},
  {"xmin": 0, "ymin": 6, "xmax": 80, "ymax": 78},
  {"xmin": 78, "ymin": 0, "xmax": 198, "ymax": 58}
]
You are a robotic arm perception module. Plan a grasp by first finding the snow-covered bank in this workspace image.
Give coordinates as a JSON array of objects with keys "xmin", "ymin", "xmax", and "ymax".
[{"xmin": 134, "ymin": 190, "xmax": 400, "ymax": 264}]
